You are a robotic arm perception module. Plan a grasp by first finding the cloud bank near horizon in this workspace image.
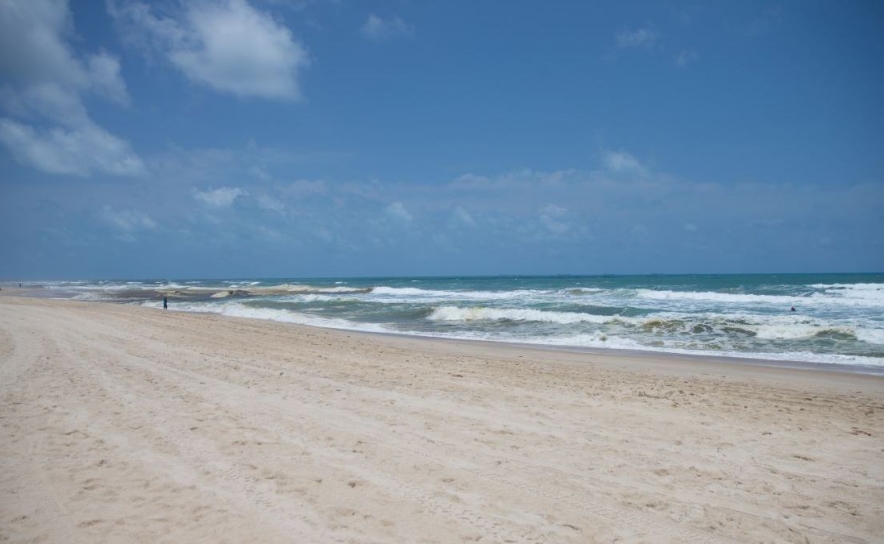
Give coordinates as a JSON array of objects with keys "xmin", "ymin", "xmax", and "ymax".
[{"xmin": 4, "ymin": 144, "xmax": 880, "ymax": 277}]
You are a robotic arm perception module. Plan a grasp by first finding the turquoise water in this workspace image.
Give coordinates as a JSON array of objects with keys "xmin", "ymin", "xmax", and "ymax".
[{"xmin": 29, "ymin": 273, "xmax": 884, "ymax": 369}]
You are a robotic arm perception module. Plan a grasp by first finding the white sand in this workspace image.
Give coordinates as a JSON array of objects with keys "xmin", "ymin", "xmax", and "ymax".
[{"xmin": 1, "ymin": 296, "xmax": 882, "ymax": 543}]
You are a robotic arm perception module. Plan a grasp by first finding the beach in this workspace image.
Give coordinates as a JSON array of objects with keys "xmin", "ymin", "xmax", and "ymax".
[{"xmin": 1, "ymin": 295, "xmax": 882, "ymax": 543}]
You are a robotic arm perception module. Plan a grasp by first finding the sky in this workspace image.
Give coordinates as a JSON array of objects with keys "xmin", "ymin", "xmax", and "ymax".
[{"xmin": 1, "ymin": 0, "xmax": 882, "ymax": 279}]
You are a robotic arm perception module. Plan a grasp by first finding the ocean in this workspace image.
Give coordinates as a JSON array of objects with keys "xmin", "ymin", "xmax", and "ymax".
[{"xmin": 24, "ymin": 273, "xmax": 884, "ymax": 371}]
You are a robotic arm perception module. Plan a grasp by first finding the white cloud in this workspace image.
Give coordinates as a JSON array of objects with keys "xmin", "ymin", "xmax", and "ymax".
[
  {"xmin": 193, "ymin": 186, "xmax": 248, "ymax": 206},
  {"xmin": 0, "ymin": 118, "xmax": 144, "ymax": 177},
  {"xmin": 541, "ymin": 204, "xmax": 567, "ymax": 217},
  {"xmin": 283, "ymin": 178, "xmax": 327, "ymax": 196},
  {"xmin": 602, "ymin": 150, "xmax": 647, "ymax": 176},
  {"xmin": 385, "ymin": 201, "xmax": 413, "ymax": 223},
  {"xmin": 249, "ymin": 165, "xmax": 271, "ymax": 180},
  {"xmin": 100, "ymin": 206, "xmax": 156, "ymax": 231},
  {"xmin": 674, "ymin": 49, "xmax": 698, "ymax": 68},
  {"xmin": 257, "ymin": 194, "xmax": 285, "ymax": 213},
  {"xmin": 616, "ymin": 27, "xmax": 657, "ymax": 49},
  {"xmin": 451, "ymin": 173, "xmax": 493, "ymax": 189},
  {"xmin": 539, "ymin": 204, "xmax": 569, "ymax": 235},
  {"xmin": 10, "ymin": 82, "xmax": 90, "ymax": 126},
  {"xmin": 0, "ymin": 0, "xmax": 82, "ymax": 84},
  {"xmin": 360, "ymin": 14, "xmax": 414, "ymax": 41},
  {"xmin": 0, "ymin": 0, "xmax": 141, "ymax": 176},
  {"xmin": 450, "ymin": 205, "xmax": 476, "ymax": 228},
  {"xmin": 86, "ymin": 52, "xmax": 130, "ymax": 105},
  {"xmin": 0, "ymin": 1, "xmax": 129, "ymax": 112},
  {"xmin": 253, "ymin": 224, "xmax": 282, "ymax": 240},
  {"xmin": 109, "ymin": 0, "xmax": 309, "ymax": 100}
]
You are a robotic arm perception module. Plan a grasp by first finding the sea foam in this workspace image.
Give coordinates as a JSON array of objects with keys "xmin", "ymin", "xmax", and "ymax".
[
  {"xmin": 428, "ymin": 306, "xmax": 616, "ymax": 324},
  {"xmin": 637, "ymin": 286, "xmax": 884, "ymax": 308}
]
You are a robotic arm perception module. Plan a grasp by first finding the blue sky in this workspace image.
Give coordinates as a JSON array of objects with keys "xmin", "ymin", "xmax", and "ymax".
[{"xmin": 1, "ymin": 0, "xmax": 882, "ymax": 279}]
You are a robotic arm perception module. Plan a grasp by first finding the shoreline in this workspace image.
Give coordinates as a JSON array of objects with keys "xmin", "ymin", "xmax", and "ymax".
[
  {"xmin": 2, "ymin": 295, "xmax": 883, "ymax": 542},
  {"xmin": 6, "ymin": 287, "xmax": 883, "ymax": 377},
  {"xmin": 365, "ymin": 329, "xmax": 884, "ymax": 378}
]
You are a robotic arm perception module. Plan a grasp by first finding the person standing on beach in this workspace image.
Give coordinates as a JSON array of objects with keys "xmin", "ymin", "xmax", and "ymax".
[{"xmin": 163, "ymin": 296, "xmax": 168, "ymax": 310}]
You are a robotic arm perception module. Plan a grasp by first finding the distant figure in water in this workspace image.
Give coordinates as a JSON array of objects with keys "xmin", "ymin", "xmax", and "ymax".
[
  {"xmin": 790, "ymin": 306, "xmax": 796, "ymax": 312},
  {"xmin": 163, "ymin": 296, "xmax": 168, "ymax": 310}
]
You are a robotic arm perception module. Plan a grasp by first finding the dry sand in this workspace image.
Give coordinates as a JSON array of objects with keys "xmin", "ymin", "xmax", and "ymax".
[{"xmin": 0, "ymin": 295, "xmax": 882, "ymax": 543}]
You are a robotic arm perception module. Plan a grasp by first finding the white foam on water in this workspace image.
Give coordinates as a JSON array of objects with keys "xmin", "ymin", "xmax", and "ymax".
[
  {"xmin": 284, "ymin": 285, "xmax": 367, "ymax": 294},
  {"xmin": 636, "ymin": 289, "xmax": 795, "ymax": 305},
  {"xmin": 693, "ymin": 347, "xmax": 884, "ymax": 368},
  {"xmin": 289, "ymin": 294, "xmax": 340, "ymax": 303},
  {"xmin": 224, "ymin": 281, "xmax": 262, "ymax": 288},
  {"xmin": 154, "ymin": 282, "xmax": 195, "ymax": 290},
  {"xmin": 810, "ymin": 282, "xmax": 884, "ymax": 293},
  {"xmin": 47, "ymin": 282, "xmax": 128, "ymax": 292},
  {"xmin": 856, "ymin": 328, "xmax": 884, "ymax": 346},
  {"xmin": 525, "ymin": 331, "xmax": 883, "ymax": 368},
  {"xmin": 154, "ymin": 301, "xmax": 391, "ymax": 334},
  {"xmin": 561, "ymin": 288, "xmax": 605, "ymax": 295},
  {"xmin": 754, "ymin": 323, "xmax": 851, "ymax": 340},
  {"xmin": 629, "ymin": 343, "xmax": 884, "ymax": 368},
  {"xmin": 209, "ymin": 284, "xmax": 370, "ymax": 296},
  {"xmin": 372, "ymin": 326, "xmax": 884, "ymax": 368},
  {"xmin": 428, "ymin": 306, "xmax": 616, "ymax": 324},
  {"xmin": 266, "ymin": 293, "xmax": 348, "ymax": 303},
  {"xmin": 529, "ymin": 332, "xmax": 649, "ymax": 350},
  {"xmin": 807, "ymin": 283, "xmax": 884, "ymax": 306},
  {"xmin": 312, "ymin": 286, "xmax": 366, "ymax": 293},
  {"xmin": 371, "ymin": 286, "xmax": 548, "ymax": 301},
  {"xmin": 371, "ymin": 286, "xmax": 447, "ymax": 296},
  {"xmin": 629, "ymin": 311, "xmax": 876, "ymax": 341},
  {"xmin": 72, "ymin": 292, "xmax": 115, "ymax": 301},
  {"xmin": 637, "ymin": 283, "xmax": 884, "ymax": 308}
]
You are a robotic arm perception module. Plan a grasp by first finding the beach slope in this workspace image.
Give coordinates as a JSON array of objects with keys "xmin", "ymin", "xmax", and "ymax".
[{"xmin": 1, "ymin": 296, "xmax": 882, "ymax": 543}]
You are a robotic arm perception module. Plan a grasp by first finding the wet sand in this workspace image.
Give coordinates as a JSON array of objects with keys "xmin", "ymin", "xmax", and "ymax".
[{"xmin": 1, "ymin": 295, "xmax": 882, "ymax": 543}]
